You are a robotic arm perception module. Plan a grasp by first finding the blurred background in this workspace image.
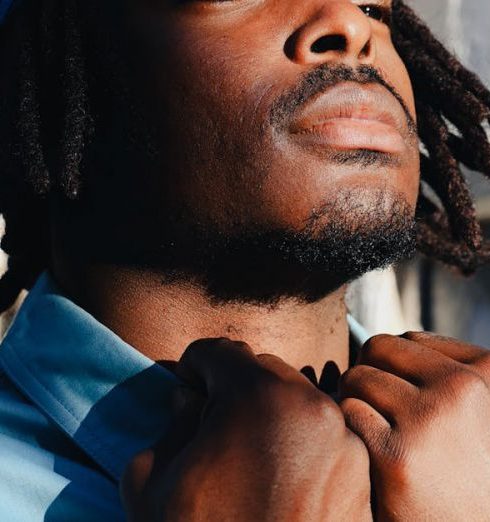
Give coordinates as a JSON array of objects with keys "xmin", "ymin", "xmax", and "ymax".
[
  {"xmin": 349, "ymin": 0, "xmax": 490, "ymax": 345},
  {"xmin": 2, "ymin": 0, "xmax": 490, "ymax": 343},
  {"xmin": 409, "ymin": 0, "xmax": 490, "ymax": 345}
]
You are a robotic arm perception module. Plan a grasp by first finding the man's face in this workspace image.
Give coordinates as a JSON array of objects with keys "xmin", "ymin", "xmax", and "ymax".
[
  {"xmin": 73, "ymin": 0, "xmax": 420, "ymax": 302},
  {"xmin": 129, "ymin": 0, "xmax": 419, "ymax": 232}
]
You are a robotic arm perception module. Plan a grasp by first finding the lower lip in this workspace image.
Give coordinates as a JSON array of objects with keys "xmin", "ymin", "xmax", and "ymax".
[{"xmin": 291, "ymin": 118, "xmax": 406, "ymax": 154}]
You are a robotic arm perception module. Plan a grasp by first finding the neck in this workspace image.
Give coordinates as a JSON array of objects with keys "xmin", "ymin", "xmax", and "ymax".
[{"xmin": 53, "ymin": 263, "xmax": 350, "ymax": 380}]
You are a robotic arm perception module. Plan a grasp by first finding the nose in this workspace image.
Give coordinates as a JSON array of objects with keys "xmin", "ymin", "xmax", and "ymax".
[{"xmin": 285, "ymin": 1, "xmax": 376, "ymax": 67}]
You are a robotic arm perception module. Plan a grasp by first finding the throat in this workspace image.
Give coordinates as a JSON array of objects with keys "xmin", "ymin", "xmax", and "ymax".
[{"xmin": 52, "ymin": 263, "xmax": 351, "ymax": 381}]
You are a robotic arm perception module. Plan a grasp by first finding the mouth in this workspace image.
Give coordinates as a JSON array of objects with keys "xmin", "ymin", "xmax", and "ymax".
[{"xmin": 289, "ymin": 83, "xmax": 410, "ymax": 155}]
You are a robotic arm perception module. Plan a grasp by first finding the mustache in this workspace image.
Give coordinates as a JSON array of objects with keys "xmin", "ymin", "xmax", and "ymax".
[{"xmin": 269, "ymin": 63, "xmax": 417, "ymax": 137}]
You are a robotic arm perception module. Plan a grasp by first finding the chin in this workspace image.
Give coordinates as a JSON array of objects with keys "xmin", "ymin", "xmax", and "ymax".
[{"xmin": 156, "ymin": 188, "xmax": 417, "ymax": 305}]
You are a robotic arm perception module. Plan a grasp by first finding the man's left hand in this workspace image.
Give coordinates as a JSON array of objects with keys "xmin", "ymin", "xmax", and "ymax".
[{"xmin": 340, "ymin": 332, "xmax": 490, "ymax": 521}]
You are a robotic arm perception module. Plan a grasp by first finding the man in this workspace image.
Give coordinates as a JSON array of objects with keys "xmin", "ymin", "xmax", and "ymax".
[{"xmin": 1, "ymin": 0, "xmax": 490, "ymax": 520}]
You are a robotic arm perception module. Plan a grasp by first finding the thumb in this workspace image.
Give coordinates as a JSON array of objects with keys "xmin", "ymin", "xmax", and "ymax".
[
  {"xmin": 120, "ymin": 448, "xmax": 155, "ymax": 521},
  {"xmin": 120, "ymin": 385, "xmax": 206, "ymax": 518}
]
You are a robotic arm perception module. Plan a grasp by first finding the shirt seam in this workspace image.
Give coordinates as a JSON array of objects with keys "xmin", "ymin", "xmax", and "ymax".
[{"xmin": 0, "ymin": 342, "xmax": 122, "ymax": 481}]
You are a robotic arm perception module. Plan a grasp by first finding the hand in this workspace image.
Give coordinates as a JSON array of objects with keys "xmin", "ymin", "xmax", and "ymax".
[
  {"xmin": 340, "ymin": 332, "xmax": 490, "ymax": 521},
  {"xmin": 121, "ymin": 338, "xmax": 372, "ymax": 522}
]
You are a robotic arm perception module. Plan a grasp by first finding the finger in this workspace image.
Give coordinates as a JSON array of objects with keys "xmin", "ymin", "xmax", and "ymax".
[
  {"xmin": 121, "ymin": 376, "xmax": 215, "ymax": 516},
  {"xmin": 153, "ymin": 385, "xmax": 206, "ymax": 467},
  {"xmin": 120, "ymin": 448, "xmax": 154, "ymax": 519},
  {"xmin": 340, "ymin": 397, "xmax": 390, "ymax": 448},
  {"xmin": 339, "ymin": 364, "xmax": 417, "ymax": 425},
  {"xmin": 175, "ymin": 338, "xmax": 260, "ymax": 395},
  {"xmin": 172, "ymin": 382, "xmax": 207, "ymax": 415},
  {"xmin": 358, "ymin": 334, "xmax": 461, "ymax": 386},
  {"xmin": 120, "ymin": 387, "xmax": 205, "ymax": 518},
  {"xmin": 257, "ymin": 353, "xmax": 319, "ymax": 387},
  {"xmin": 402, "ymin": 331, "xmax": 488, "ymax": 364},
  {"xmin": 256, "ymin": 354, "xmax": 344, "ymax": 419},
  {"xmin": 177, "ymin": 339, "xmax": 325, "ymax": 402}
]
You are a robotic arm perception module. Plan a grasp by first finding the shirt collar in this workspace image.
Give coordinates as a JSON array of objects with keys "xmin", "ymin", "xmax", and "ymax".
[
  {"xmin": 0, "ymin": 271, "xmax": 180, "ymax": 482},
  {"xmin": 347, "ymin": 314, "xmax": 371, "ymax": 347},
  {"xmin": 0, "ymin": 271, "xmax": 370, "ymax": 482}
]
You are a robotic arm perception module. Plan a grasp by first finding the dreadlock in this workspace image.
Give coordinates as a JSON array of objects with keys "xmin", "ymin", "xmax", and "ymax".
[
  {"xmin": 391, "ymin": 0, "xmax": 490, "ymax": 269},
  {"xmin": 1, "ymin": 0, "xmax": 490, "ymax": 314}
]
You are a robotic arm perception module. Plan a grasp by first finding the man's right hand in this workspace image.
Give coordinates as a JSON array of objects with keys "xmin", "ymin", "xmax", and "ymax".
[{"xmin": 121, "ymin": 338, "xmax": 372, "ymax": 521}]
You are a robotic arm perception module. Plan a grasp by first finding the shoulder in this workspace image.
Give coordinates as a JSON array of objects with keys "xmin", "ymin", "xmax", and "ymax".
[{"xmin": 0, "ymin": 368, "xmax": 124, "ymax": 522}]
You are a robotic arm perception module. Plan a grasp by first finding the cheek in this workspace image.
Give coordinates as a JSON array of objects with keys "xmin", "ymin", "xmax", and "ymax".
[
  {"xmin": 378, "ymin": 49, "xmax": 420, "ymax": 200},
  {"xmin": 131, "ymin": 12, "xmax": 422, "ymax": 228},
  {"xmin": 135, "ymin": 19, "xmax": 291, "ymax": 208},
  {"xmin": 380, "ymin": 48, "xmax": 417, "ymax": 122},
  {"xmin": 396, "ymin": 63, "xmax": 420, "ymax": 206}
]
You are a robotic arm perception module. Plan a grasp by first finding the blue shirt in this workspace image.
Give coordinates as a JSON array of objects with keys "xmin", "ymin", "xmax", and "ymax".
[
  {"xmin": 0, "ymin": 271, "xmax": 369, "ymax": 521},
  {"xmin": 0, "ymin": 272, "xmax": 180, "ymax": 521}
]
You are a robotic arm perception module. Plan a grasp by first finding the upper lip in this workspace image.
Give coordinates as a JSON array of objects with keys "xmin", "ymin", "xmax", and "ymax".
[{"xmin": 289, "ymin": 82, "xmax": 408, "ymax": 137}]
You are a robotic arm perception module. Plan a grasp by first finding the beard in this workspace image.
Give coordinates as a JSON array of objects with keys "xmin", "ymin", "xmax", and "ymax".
[
  {"xmin": 72, "ymin": 187, "xmax": 416, "ymax": 306},
  {"xmin": 64, "ymin": 60, "xmax": 417, "ymax": 305}
]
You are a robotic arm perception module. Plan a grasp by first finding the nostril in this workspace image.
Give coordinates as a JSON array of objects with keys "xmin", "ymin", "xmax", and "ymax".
[
  {"xmin": 310, "ymin": 35, "xmax": 346, "ymax": 54},
  {"xmin": 359, "ymin": 40, "xmax": 371, "ymax": 58}
]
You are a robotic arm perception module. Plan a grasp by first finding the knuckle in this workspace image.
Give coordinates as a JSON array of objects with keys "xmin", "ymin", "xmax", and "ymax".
[
  {"xmin": 248, "ymin": 369, "xmax": 304, "ymax": 407},
  {"xmin": 246, "ymin": 367, "xmax": 284, "ymax": 397},
  {"xmin": 372, "ymin": 430, "xmax": 412, "ymax": 471},
  {"xmin": 293, "ymin": 380, "xmax": 341, "ymax": 419},
  {"xmin": 257, "ymin": 353, "xmax": 283, "ymax": 364},
  {"xmin": 340, "ymin": 365, "xmax": 368, "ymax": 385},
  {"xmin": 436, "ymin": 367, "xmax": 488, "ymax": 407},
  {"xmin": 183, "ymin": 337, "xmax": 213, "ymax": 355},
  {"xmin": 215, "ymin": 338, "xmax": 252, "ymax": 353},
  {"xmin": 475, "ymin": 352, "xmax": 490, "ymax": 372},
  {"xmin": 184, "ymin": 337, "xmax": 229, "ymax": 357},
  {"xmin": 339, "ymin": 396, "xmax": 358, "ymax": 414},
  {"xmin": 340, "ymin": 399, "xmax": 412, "ymax": 469},
  {"xmin": 229, "ymin": 369, "xmax": 285, "ymax": 414},
  {"xmin": 339, "ymin": 397, "xmax": 364, "ymax": 429},
  {"xmin": 256, "ymin": 353, "xmax": 288, "ymax": 370},
  {"xmin": 184, "ymin": 337, "xmax": 254, "ymax": 363},
  {"xmin": 339, "ymin": 366, "xmax": 357, "ymax": 385},
  {"xmin": 401, "ymin": 330, "xmax": 429, "ymax": 342},
  {"xmin": 340, "ymin": 397, "xmax": 385, "ymax": 443},
  {"xmin": 338, "ymin": 366, "xmax": 368, "ymax": 395},
  {"xmin": 453, "ymin": 370, "xmax": 488, "ymax": 403},
  {"xmin": 361, "ymin": 334, "xmax": 396, "ymax": 362},
  {"xmin": 180, "ymin": 339, "xmax": 214, "ymax": 367},
  {"xmin": 338, "ymin": 369, "xmax": 351, "ymax": 392},
  {"xmin": 228, "ymin": 339, "xmax": 251, "ymax": 349},
  {"xmin": 308, "ymin": 391, "xmax": 345, "ymax": 425},
  {"xmin": 256, "ymin": 373, "xmax": 343, "ymax": 425}
]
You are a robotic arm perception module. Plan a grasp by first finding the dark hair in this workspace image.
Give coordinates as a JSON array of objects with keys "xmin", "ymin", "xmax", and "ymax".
[{"xmin": 1, "ymin": 0, "xmax": 490, "ymax": 313}]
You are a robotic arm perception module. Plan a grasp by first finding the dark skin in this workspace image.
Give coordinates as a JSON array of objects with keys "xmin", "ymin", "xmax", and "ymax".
[
  {"xmin": 121, "ymin": 339, "xmax": 373, "ymax": 521},
  {"xmin": 340, "ymin": 332, "xmax": 490, "ymax": 520},
  {"xmin": 121, "ymin": 335, "xmax": 490, "ymax": 521},
  {"xmin": 124, "ymin": 0, "xmax": 419, "ymax": 234},
  {"xmin": 55, "ymin": 0, "xmax": 419, "ymax": 376},
  {"xmin": 50, "ymin": 0, "xmax": 490, "ymax": 519}
]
